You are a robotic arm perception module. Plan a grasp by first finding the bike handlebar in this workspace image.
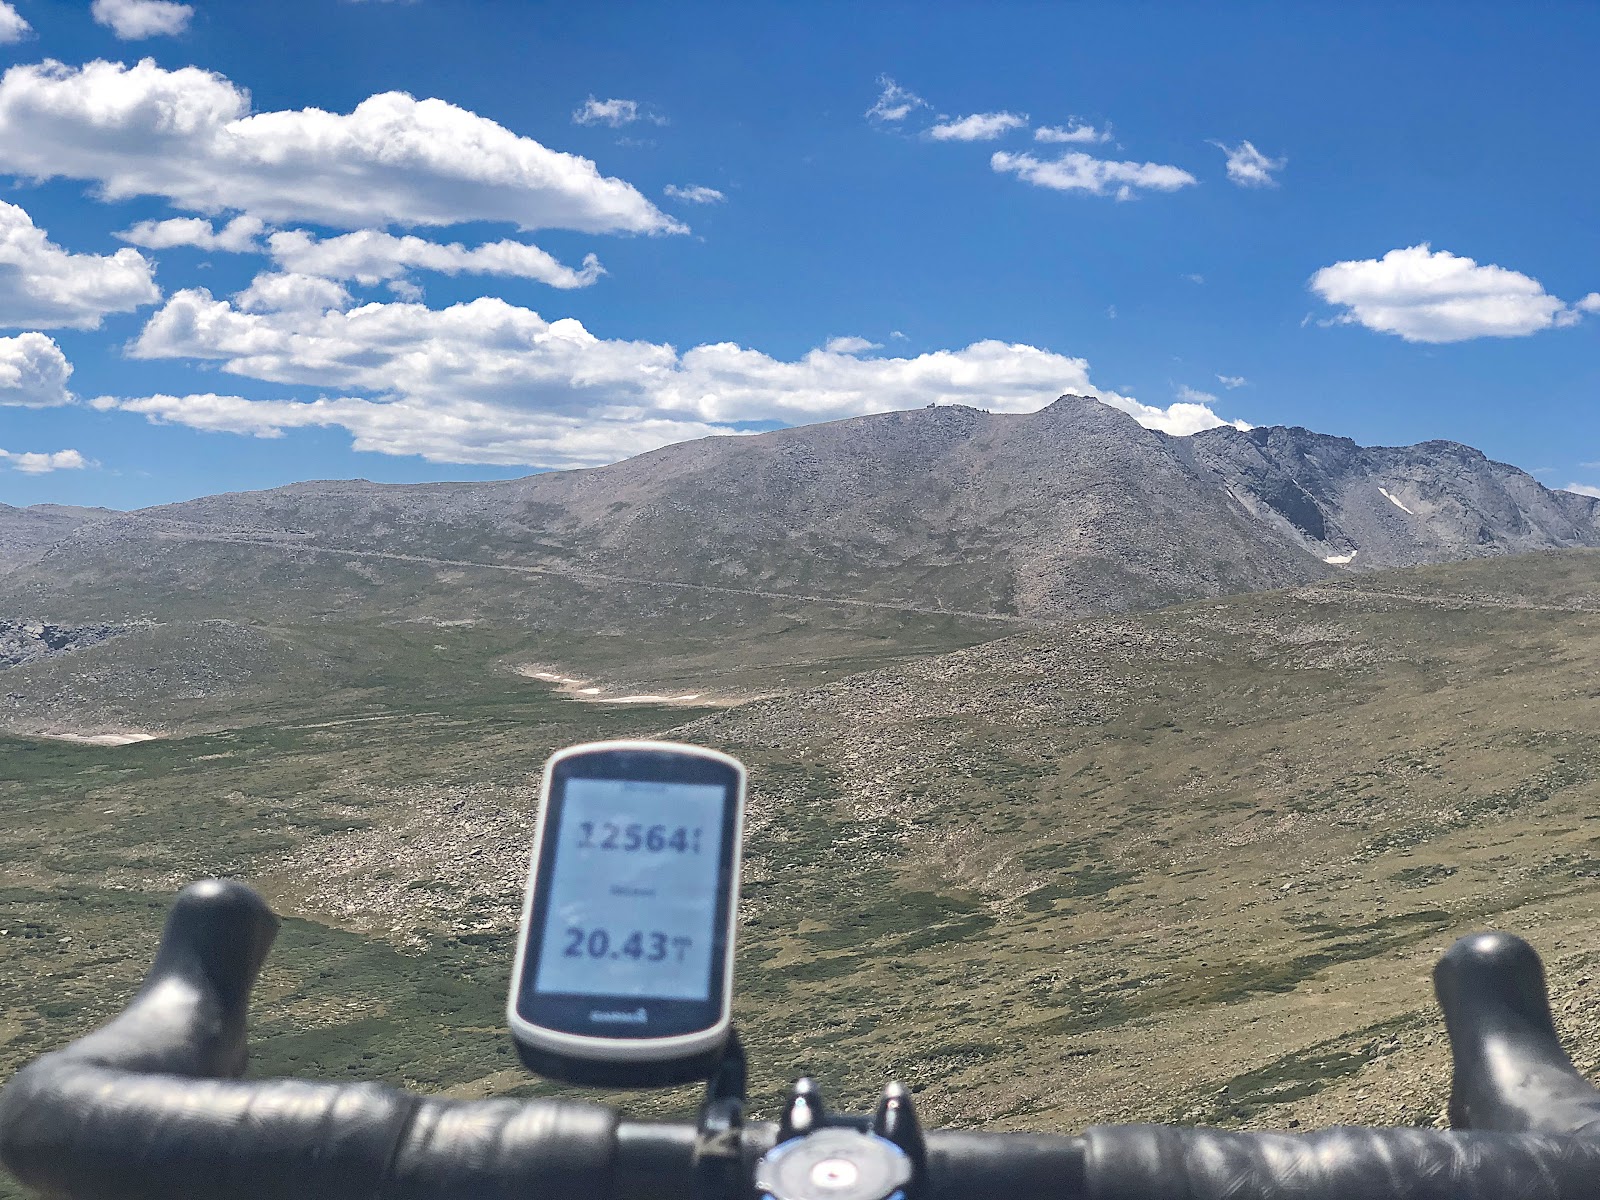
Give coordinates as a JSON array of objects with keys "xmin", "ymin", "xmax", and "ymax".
[{"xmin": 3, "ymin": 880, "xmax": 1600, "ymax": 1199}]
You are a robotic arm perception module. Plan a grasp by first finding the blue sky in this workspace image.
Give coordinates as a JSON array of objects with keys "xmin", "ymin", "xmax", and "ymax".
[{"xmin": 0, "ymin": 0, "xmax": 1596, "ymax": 510}]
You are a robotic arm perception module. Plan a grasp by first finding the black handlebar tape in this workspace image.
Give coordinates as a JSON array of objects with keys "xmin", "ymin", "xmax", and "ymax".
[
  {"xmin": 1434, "ymin": 931, "xmax": 1600, "ymax": 1135},
  {"xmin": 0, "ymin": 880, "xmax": 623, "ymax": 1200},
  {"xmin": 1, "ymin": 1066, "xmax": 629, "ymax": 1199},
  {"xmin": 917, "ymin": 1131, "xmax": 1087, "ymax": 1199},
  {"xmin": 1079, "ymin": 1124, "xmax": 1600, "ymax": 1199}
]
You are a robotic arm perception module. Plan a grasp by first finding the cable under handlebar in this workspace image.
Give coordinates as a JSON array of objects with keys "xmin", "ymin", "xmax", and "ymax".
[{"xmin": 4, "ymin": 880, "xmax": 1600, "ymax": 1200}]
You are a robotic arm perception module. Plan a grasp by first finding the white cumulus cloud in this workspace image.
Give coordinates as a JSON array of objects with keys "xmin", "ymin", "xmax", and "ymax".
[
  {"xmin": 117, "ymin": 214, "xmax": 266, "ymax": 252},
  {"xmin": 92, "ymin": 0, "xmax": 193, "ymax": 38},
  {"xmin": 0, "ymin": 333, "xmax": 74, "ymax": 406},
  {"xmin": 1035, "ymin": 121, "xmax": 1110, "ymax": 144},
  {"xmin": 0, "ymin": 59, "xmax": 681, "ymax": 235},
  {"xmin": 1562, "ymin": 483, "xmax": 1600, "ymax": 499},
  {"xmin": 1216, "ymin": 374, "xmax": 1248, "ymax": 389},
  {"xmin": 116, "ymin": 217, "xmax": 605, "ymax": 290},
  {"xmin": 991, "ymin": 150, "xmax": 1197, "ymax": 199},
  {"xmin": 0, "ymin": 200, "xmax": 160, "ymax": 329},
  {"xmin": 94, "ymin": 391, "xmax": 733, "ymax": 466},
  {"xmin": 266, "ymin": 229, "xmax": 605, "ymax": 288},
  {"xmin": 235, "ymin": 272, "xmax": 354, "ymax": 315},
  {"xmin": 866, "ymin": 75, "xmax": 926, "ymax": 123},
  {"xmin": 0, "ymin": 448, "xmax": 87, "ymax": 473},
  {"xmin": 664, "ymin": 184, "xmax": 725, "ymax": 204},
  {"xmin": 1213, "ymin": 139, "xmax": 1285, "ymax": 187},
  {"xmin": 1109, "ymin": 396, "xmax": 1248, "ymax": 437},
  {"xmin": 1310, "ymin": 244, "xmax": 1592, "ymax": 343},
  {"xmin": 927, "ymin": 111, "xmax": 1028, "ymax": 142},
  {"xmin": 0, "ymin": 2, "xmax": 29, "ymax": 43},
  {"xmin": 108, "ymin": 289, "xmax": 1243, "ymax": 465}
]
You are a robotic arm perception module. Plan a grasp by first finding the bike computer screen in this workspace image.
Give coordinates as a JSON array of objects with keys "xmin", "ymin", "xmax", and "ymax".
[{"xmin": 507, "ymin": 740, "xmax": 745, "ymax": 1086}]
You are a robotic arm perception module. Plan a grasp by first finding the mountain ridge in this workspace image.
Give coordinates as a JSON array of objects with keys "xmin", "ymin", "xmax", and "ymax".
[
  {"xmin": 8, "ymin": 397, "xmax": 1598, "ymax": 621},
  {"xmin": 0, "ymin": 502, "xmax": 119, "ymax": 575}
]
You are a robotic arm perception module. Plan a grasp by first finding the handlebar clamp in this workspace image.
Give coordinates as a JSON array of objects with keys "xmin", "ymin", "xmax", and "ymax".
[{"xmin": 751, "ymin": 1078, "xmax": 926, "ymax": 1200}]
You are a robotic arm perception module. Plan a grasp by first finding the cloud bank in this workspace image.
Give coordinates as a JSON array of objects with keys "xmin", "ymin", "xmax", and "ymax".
[
  {"xmin": 100, "ymin": 288, "xmax": 1243, "ymax": 465},
  {"xmin": 0, "ymin": 59, "xmax": 681, "ymax": 234}
]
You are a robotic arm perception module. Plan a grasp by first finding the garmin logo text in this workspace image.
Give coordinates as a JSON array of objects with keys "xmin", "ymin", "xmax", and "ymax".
[{"xmin": 589, "ymin": 1007, "xmax": 649, "ymax": 1024}]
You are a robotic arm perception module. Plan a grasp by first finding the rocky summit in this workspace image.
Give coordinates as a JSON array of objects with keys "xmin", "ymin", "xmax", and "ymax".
[{"xmin": 1184, "ymin": 424, "xmax": 1600, "ymax": 571}]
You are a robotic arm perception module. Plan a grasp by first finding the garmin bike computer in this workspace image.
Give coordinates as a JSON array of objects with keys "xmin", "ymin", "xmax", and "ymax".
[{"xmin": 507, "ymin": 739, "xmax": 746, "ymax": 1086}]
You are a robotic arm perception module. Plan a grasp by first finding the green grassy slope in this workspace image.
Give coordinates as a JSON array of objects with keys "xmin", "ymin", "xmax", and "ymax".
[
  {"xmin": 676, "ymin": 551, "xmax": 1600, "ymax": 1126},
  {"xmin": 0, "ymin": 536, "xmax": 1013, "ymax": 735}
]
